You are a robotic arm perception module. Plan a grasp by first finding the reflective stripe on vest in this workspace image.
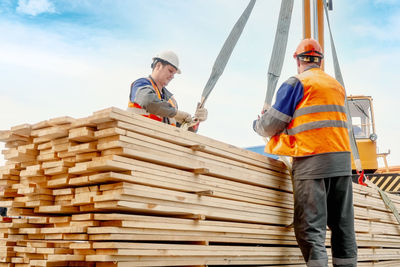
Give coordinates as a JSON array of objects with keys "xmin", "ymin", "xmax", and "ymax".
[
  {"xmin": 128, "ymin": 78, "xmax": 177, "ymax": 126},
  {"xmin": 266, "ymin": 68, "xmax": 351, "ymax": 156}
]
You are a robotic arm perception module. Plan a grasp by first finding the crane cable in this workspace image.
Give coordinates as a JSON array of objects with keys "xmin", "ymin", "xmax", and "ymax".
[{"xmin": 322, "ymin": 0, "xmax": 400, "ymax": 225}]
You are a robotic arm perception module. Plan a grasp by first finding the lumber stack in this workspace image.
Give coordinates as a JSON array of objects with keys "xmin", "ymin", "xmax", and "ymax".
[{"xmin": 0, "ymin": 107, "xmax": 399, "ymax": 267}]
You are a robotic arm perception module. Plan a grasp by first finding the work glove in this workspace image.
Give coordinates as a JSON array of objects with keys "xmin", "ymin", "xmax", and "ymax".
[
  {"xmin": 253, "ymin": 116, "xmax": 262, "ymax": 134},
  {"xmin": 252, "ymin": 118, "xmax": 259, "ymax": 133},
  {"xmin": 261, "ymin": 103, "xmax": 271, "ymax": 114},
  {"xmin": 174, "ymin": 110, "xmax": 192, "ymax": 124},
  {"xmin": 253, "ymin": 105, "xmax": 270, "ymax": 137},
  {"xmin": 253, "ymin": 116, "xmax": 268, "ymax": 137},
  {"xmin": 194, "ymin": 103, "xmax": 208, "ymax": 122}
]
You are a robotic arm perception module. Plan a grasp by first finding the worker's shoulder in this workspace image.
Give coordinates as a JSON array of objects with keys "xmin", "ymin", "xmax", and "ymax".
[
  {"xmin": 132, "ymin": 77, "xmax": 152, "ymax": 88},
  {"xmin": 308, "ymin": 68, "xmax": 343, "ymax": 88},
  {"xmin": 283, "ymin": 76, "xmax": 301, "ymax": 87}
]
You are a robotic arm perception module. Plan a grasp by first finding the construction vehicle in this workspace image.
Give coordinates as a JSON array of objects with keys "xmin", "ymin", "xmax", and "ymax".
[
  {"xmin": 348, "ymin": 95, "xmax": 400, "ymax": 193},
  {"xmin": 348, "ymin": 95, "xmax": 378, "ymax": 173}
]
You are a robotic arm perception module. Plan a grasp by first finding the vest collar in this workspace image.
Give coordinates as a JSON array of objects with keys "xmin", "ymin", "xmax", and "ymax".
[
  {"xmin": 304, "ymin": 64, "xmax": 321, "ymax": 72},
  {"xmin": 148, "ymin": 76, "xmax": 174, "ymax": 100}
]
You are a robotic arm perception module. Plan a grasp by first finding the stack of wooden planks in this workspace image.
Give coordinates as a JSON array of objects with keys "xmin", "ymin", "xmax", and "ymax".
[{"xmin": 0, "ymin": 106, "xmax": 399, "ymax": 267}]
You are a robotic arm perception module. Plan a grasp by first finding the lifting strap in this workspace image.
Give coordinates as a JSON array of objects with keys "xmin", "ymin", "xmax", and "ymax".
[
  {"xmin": 182, "ymin": 0, "xmax": 256, "ymax": 130},
  {"xmin": 262, "ymin": 0, "xmax": 295, "ymax": 228},
  {"xmin": 262, "ymin": 0, "xmax": 294, "ymax": 164},
  {"xmin": 264, "ymin": 0, "xmax": 294, "ymax": 108},
  {"xmin": 322, "ymin": 0, "xmax": 400, "ymax": 225},
  {"xmin": 199, "ymin": 0, "xmax": 256, "ymax": 109}
]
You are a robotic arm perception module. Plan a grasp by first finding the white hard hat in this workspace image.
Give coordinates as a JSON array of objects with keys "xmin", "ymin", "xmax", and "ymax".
[{"xmin": 153, "ymin": 50, "xmax": 181, "ymax": 74}]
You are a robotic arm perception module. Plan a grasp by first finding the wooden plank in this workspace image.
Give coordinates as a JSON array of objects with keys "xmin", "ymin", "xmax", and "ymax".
[
  {"xmin": 94, "ymin": 247, "xmax": 302, "ymax": 256},
  {"xmin": 68, "ymin": 127, "xmax": 95, "ymax": 143},
  {"xmin": 69, "ymin": 176, "xmax": 90, "ymax": 186},
  {"xmin": 86, "ymin": 254, "xmax": 304, "ymax": 264},
  {"xmin": 46, "ymin": 255, "xmax": 85, "ymax": 261},
  {"xmin": 32, "ymin": 126, "xmax": 69, "ymax": 140},
  {"xmin": 41, "ymin": 160, "xmax": 74, "ymax": 169},
  {"xmin": 72, "ymin": 214, "xmax": 94, "ymax": 221},
  {"xmin": 111, "ymin": 169, "xmax": 291, "ymax": 206},
  {"xmin": 75, "ymin": 185, "xmax": 99, "ymax": 194},
  {"xmin": 75, "ymin": 152, "xmax": 100, "ymax": 163},
  {"xmin": 68, "ymin": 142, "xmax": 97, "ymax": 154},
  {"xmin": 68, "ymin": 158, "xmax": 132, "ymax": 174},
  {"xmin": 47, "ymin": 116, "xmax": 74, "ymax": 126},
  {"xmin": 47, "ymin": 177, "xmax": 70, "ymax": 189},
  {"xmin": 100, "ymin": 153, "xmax": 293, "ymax": 192},
  {"xmin": 91, "ymin": 108, "xmax": 286, "ymax": 172},
  {"xmin": 34, "ymin": 205, "xmax": 79, "ymax": 214},
  {"xmin": 40, "ymin": 226, "xmax": 87, "ymax": 234},
  {"xmin": 37, "ymin": 152, "xmax": 58, "ymax": 162},
  {"xmin": 97, "ymin": 130, "xmax": 286, "ymax": 179},
  {"xmin": 97, "ymin": 183, "xmax": 293, "ymax": 218},
  {"xmin": 52, "ymin": 142, "xmax": 70, "ymax": 153},
  {"xmin": 0, "ymin": 130, "xmax": 31, "ymax": 143},
  {"xmin": 94, "ymin": 261, "xmax": 306, "ymax": 267},
  {"xmin": 10, "ymin": 124, "xmax": 32, "ymax": 137},
  {"xmin": 97, "ymin": 132, "xmax": 289, "ymax": 180},
  {"xmin": 37, "ymin": 141, "xmax": 52, "ymax": 150},
  {"xmin": 44, "ymin": 166, "xmax": 68, "ymax": 176}
]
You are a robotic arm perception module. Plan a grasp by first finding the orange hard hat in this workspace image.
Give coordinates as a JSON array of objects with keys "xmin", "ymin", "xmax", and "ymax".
[{"xmin": 293, "ymin": 38, "xmax": 324, "ymax": 59}]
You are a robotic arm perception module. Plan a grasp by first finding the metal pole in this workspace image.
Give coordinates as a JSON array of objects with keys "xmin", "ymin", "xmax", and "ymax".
[
  {"xmin": 303, "ymin": 0, "xmax": 311, "ymax": 38},
  {"xmin": 317, "ymin": 0, "xmax": 324, "ymax": 55},
  {"xmin": 313, "ymin": 0, "xmax": 318, "ymax": 40},
  {"xmin": 317, "ymin": 0, "xmax": 324, "ymax": 69}
]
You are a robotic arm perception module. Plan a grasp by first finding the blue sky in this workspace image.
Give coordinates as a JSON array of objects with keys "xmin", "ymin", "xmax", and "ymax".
[{"xmin": 1, "ymin": 0, "xmax": 400, "ymax": 168}]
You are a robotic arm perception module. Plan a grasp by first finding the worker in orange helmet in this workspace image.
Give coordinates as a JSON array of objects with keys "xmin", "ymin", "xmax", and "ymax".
[
  {"xmin": 128, "ymin": 50, "xmax": 207, "ymax": 132},
  {"xmin": 253, "ymin": 38, "xmax": 357, "ymax": 267}
]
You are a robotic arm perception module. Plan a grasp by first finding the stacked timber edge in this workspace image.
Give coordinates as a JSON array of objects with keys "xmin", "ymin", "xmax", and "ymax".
[{"xmin": 0, "ymin": 106, "xmax": 399, "ymax": 267}]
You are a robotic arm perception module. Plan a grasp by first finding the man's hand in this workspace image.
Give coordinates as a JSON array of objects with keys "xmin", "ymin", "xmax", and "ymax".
[
  {"xmin": 253, "ymin": 112, "xmax": 266, "ymax": 137},
  {"xmin": 174, "ymin": 110, "xmax": 192, "ymax": 123},
  {"xmin": 253, "ymin": 118, "xmax": 258, "ymax": 133},
  {"xmin": 263, "ymin": 103, "xmax": 271, "ymax": 111},
  {"xmin": 261, "ymin": 103, "xmax": 271, "ymax": 115},
  {"xmin": 194, "ymin": 102, "xmax": 208, "ymax": 122}
]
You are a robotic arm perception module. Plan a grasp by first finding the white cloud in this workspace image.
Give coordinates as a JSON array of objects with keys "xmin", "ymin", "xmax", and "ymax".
[
  {"xmin": 348, "ymin": 8, "xmax": 400, "ymax": 43},
  {"xmin": 374, "ymin": 0, "xmax": 400, "ymax": 5},
  {"xmin": 16, "ymin": 0, "xmax": 55, "ymax": 16}
]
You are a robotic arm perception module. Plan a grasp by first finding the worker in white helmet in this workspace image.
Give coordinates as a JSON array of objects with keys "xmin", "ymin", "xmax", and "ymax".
[{"xmin": 128, "ymin": 50, "xmax": 207, "ymax": 132}]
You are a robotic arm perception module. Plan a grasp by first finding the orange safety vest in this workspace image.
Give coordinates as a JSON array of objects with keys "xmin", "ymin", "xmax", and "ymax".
[
  {"xmin": 266, "ymin": 68, "xmax": 351, "ymax": 157},
  {"xmin": 128, "ymin": 78, "xmax": 177, "ymax": 125}
]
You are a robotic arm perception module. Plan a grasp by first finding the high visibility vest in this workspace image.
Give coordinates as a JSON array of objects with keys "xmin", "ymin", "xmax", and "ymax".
[
  {"xmin": 266, "ymin": 68, "xmax": 351, "ymax": 157},
  {"xmin": 128, "ymin": 78, "xmax": 177, "ymax": 126}
]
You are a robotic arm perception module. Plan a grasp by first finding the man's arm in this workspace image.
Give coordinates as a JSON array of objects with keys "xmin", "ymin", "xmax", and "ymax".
[
  {"xmin": 131, "ymin": 79, "xmax": 177, "ymax": 117},
  {"xmin": 135, "ymin": 86, "xmax": 177, "ymax": 117},
  {"xmin": 254, "ymin": 77, "xmax": 304, "ymax": 137}
]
